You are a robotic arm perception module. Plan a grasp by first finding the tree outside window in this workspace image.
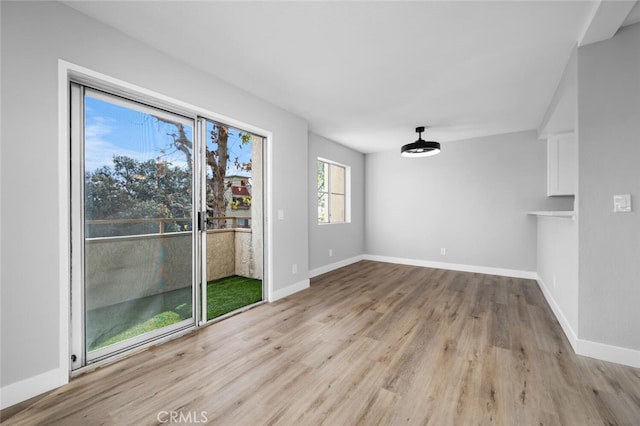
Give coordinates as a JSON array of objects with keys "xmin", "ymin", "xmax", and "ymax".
[{"xmin": 317, "ymin": 159, "xmax": 347, "ymax": 224}]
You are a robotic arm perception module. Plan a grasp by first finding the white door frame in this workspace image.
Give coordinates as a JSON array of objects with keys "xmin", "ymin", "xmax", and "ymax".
[{"xmin": 60, "ymin": 60, "xmax": 273, "ymax": 376}]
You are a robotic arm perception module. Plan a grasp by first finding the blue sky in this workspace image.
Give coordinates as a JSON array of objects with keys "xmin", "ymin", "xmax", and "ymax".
[{"xmin": 85, "ymin": 95, "xmax": 252, "ymax": 177}]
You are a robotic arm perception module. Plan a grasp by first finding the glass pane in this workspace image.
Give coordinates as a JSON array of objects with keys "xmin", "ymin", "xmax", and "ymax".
[
  {"xmin": 317, "ymin": 160, "xmax": 328, "ymax": 193},
  {"xmin": 330, "ymin": 164, "xmax": 345, "ymax": 195},
  {"xmin": 330, "ymin": 193, "xmax": 345, "ymax": 222},
  {"xmin": 84, "ymin": 91, "xmax": 194, "ymax": 354},
  {"xmin": 318, "ymin": 192, "xmax": 329, "ymax": 223},
  {"xmin": 204, "ymin": 121, "xmax": 263, "ymax": 321}
]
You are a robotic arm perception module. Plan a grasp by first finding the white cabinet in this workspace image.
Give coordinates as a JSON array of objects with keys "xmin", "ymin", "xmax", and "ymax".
[{"xmin": 547, "ymin": 133, "xmax": 577, "ymax": 196}]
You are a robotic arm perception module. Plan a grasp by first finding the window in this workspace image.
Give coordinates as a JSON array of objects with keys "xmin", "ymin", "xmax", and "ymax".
[{"xmin": 317, "ymin": 158, "xmax": 350, "ymax": 224}]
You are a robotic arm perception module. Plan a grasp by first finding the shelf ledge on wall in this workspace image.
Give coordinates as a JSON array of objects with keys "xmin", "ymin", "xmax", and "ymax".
[{"xmin": 527, "ymin": 211, "xmax": 576, "ymax": 219}]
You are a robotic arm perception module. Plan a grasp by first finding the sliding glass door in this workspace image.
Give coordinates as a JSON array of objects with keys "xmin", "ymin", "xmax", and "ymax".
[
  {"xmin": 71, "ymin": 84, "xmax": 197, "ymax": 366},
  {"xmin": 70, "ymin": 82, "xmax": 267, "ymax": 369}
]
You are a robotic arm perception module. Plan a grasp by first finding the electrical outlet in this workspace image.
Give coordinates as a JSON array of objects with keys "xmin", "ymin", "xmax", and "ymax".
[
  {"xmin": 292, "ymin": 263, "xmax": 297, "ymax": 274},
  {"xmin": 329, "ymin": 249, "xmax": 333, "ymax": 257},
  {"xmin": 440, "ymin": 248, "xmax": 446, "ymax": 255}
]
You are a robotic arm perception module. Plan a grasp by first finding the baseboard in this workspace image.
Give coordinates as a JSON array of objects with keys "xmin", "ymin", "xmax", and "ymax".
[
  {"xmin": 0, "ymin": 368, "xmax": 67, "ymax": 410},
  {"xmin": 575, "ymin": 339, "xmax": 640, "ymax": 369},
  {"xmin": 363, "ymin": 255, "xmax": 537, "ymax": 280},
  {"xmin": 535, "ymin": 277, "xmax": 578, "ymax": 352},
  {"xmin": 536, "ymin": 276, "xmax": 640, "ymax": 368},
  {"xmin": 309, "ymin": 255, "xmax": 365, "ymax": 278},
  {"xmin": 271, "ymin": 279, "xmax": 310, "ymax": 301}
]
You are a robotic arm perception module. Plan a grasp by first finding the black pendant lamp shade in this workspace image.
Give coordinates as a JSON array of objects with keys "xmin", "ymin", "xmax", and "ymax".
[{"xmin": 401, "ymin": 126, "xmax": 441, "ymax": 157}]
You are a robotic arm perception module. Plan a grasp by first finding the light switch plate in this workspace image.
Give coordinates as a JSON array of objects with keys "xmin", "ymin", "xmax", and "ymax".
[{"xmin": 613, "ymin": 194, "xmax": 632, "ymax": 213}]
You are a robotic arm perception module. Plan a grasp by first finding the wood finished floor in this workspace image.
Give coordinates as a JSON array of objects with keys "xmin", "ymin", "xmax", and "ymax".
[{"xmin": 2, "ymin": 261, "xmax": 640, "ymax": 425}]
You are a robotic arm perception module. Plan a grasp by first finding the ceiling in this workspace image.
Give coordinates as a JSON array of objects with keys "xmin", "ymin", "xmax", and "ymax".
[{"xmin": 63, "ymin": 1, "xmax": 637, "ymax": 154}]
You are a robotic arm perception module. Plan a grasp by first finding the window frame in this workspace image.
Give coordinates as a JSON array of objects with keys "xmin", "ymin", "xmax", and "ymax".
[{"xmin": 317, "ymin": 157, "xmax": 351, "ymax": 225}]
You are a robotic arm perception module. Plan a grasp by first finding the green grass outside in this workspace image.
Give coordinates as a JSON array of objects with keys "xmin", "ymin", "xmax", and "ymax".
[
  {"xmin": 88, "ymin": 287, "xmax": 192, "ymax": 350},
  {"xmin": 95, "ymin": 310, "xmax": 187, "ymax": 349},
  {"xmin": 88, "ymin": 276, "xmax": 262, "ymax": 351},
  {"xmin": 207, "ymin": 275, "xmax": 263, "ymax": 320}
]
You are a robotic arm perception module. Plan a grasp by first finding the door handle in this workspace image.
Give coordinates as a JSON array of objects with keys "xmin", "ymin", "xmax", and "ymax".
[{"xmin": 198, "ymin": 211, "xmax": 207, "ymax": 231}]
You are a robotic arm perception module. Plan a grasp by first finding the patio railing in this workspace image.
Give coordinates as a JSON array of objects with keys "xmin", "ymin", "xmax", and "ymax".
[
  {"xmin": 84, "ymin": 216, "xmax": 259, "ymax": 310},
  {"xmin": 86, "ymin": 216, "xmax": 251, "ymax": 238}
]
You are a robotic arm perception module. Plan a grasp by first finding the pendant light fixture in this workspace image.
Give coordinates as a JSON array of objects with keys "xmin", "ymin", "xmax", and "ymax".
[{"xmin": 401, "ymin": 126, "xmax": 441, "ymax": 157}]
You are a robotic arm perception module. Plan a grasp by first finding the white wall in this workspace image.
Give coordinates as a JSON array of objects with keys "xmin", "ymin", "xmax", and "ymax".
[
  {"xmin": 536, "ymin": 217, "xmax": 579, "ymax": 344},
  {"xmin": 365, "ymin": 130, "xmax": 572, "ymax": 274},
  {"xmin": 0, "ymin": 1, "xmax": 308, "ymax": 404},
  {"xmin": 578, "ymin": 23, "xmax": 640, "ymax": 351},
  {"xmin": 308, "ymin": 133, "xmax": 365, "ymax": 275}
]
